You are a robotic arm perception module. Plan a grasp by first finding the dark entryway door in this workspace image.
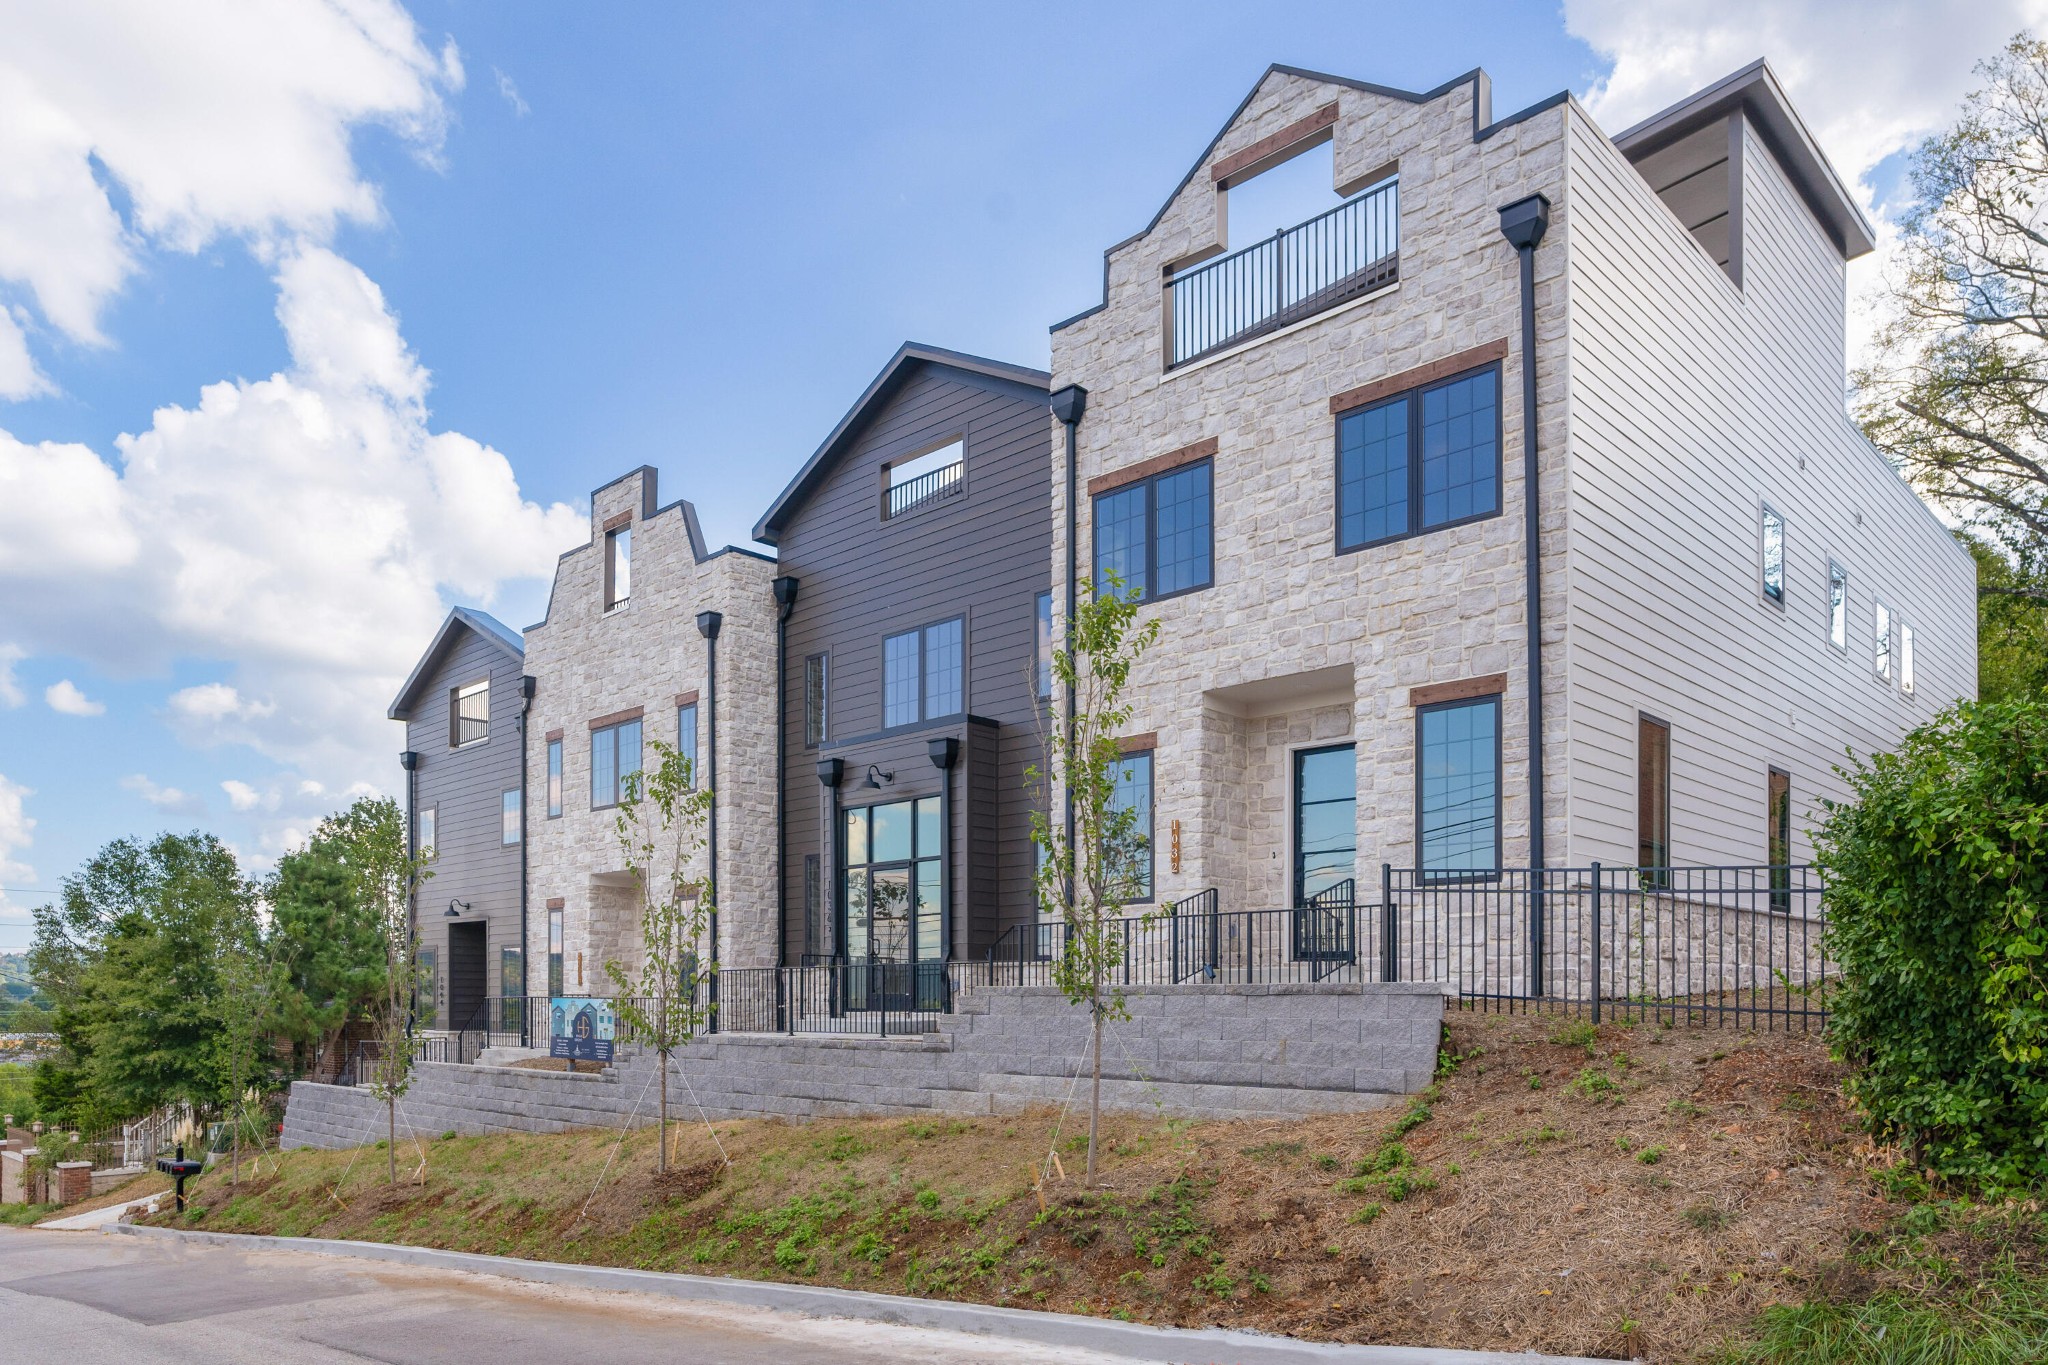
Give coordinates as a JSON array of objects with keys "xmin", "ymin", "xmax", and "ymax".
[{"xmin": 448, "ymin": 921, "xmax": 487, "ymax": 1032}]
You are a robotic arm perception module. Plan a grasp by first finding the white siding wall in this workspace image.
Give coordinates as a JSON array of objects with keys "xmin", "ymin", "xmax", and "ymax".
[{"xmin": 1561, "ymin": 106, "xmax": 1976, "ymax": 869}]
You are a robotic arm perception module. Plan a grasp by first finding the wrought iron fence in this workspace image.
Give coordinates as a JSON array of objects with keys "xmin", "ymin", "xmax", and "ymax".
[
  {"xmin": 721, "ymin": 961, "xmax": 949, "ymax": 1037},
  {"xmin": 884, "ymin": 460, "xmax": 963, "ymax": 519},
  {"xmin": 1166, "ymin": 178, "xmax": 1399, "ymax": 367}
]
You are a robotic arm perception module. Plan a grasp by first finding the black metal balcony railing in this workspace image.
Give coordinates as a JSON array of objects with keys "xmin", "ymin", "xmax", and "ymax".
[
  {"xmin": 884, "ymin": 459, "xmax": 963, "ymax": 519},
  {"xmin": 1165, "ymin": 178, "xmax": 1399, "ymax": 367}
]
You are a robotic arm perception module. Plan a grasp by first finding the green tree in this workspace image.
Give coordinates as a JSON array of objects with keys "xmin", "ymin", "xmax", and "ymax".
[
  {"xmin": 1029, "ymin": 574, "xmax": 1161, "ymax": 1182},
  {"xmin": 1813, "ymin": 698, "xmax": 2048, "ymax": 1188},
  {"xmin": 1967, "ymin": 532, "xmax": 2048, "ymax": 701},
  {"xmin": 603, "ymin": 739, "xmax": 715, "ymax": 1175},
  {"xmin": 214, "ymin": 890, "xmax": 270, "ymax": 1188},
  {"xmin": 267, "ymin": 845, "xmax": 385, "ymax": 1073},
  {"xmin": 1856, "ymin": 35, "xmax": 2048, "ymax": 613}
]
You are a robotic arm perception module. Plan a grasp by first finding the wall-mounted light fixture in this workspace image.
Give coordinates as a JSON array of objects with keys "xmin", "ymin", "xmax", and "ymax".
[
  {"xmin": 861, "ymin": 764, "xmax": 895, "ymax": 790},
  {"xmin": 446, "ymin": 899, "xmax": 471, "ymax": 918}
]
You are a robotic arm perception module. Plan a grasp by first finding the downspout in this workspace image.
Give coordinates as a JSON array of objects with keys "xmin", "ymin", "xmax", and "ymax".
[
  {"xmin": 772, "ymin": 577, "xmax": 800, "ymax": 967},
  {"xmin": 928, "ymin": 736, "xmax": 961, "ymax": 969},
  {"xmin": 1049, "ymin": 386, "xmax": 1088, "ymax": 901},
  {"xmin": 518, "ymin": 675, "xmax": 535, "ymax": 1046},
  {"xmin": 1498, "ymin": 193, "xmax": 1551, "ymax": 997},
  {"xmin": 399, "ymin": 749, "xmax": 419, "ymax": 1044},
  {"xmin": 695, "ymin": 611, "xmax": 724, "ymax": 1014}
]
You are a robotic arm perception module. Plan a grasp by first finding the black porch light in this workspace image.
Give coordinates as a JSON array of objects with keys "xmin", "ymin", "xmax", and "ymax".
[
  {"xmin": 445, "ymin": 899, "xmax": 470, "ymax": 918},
  {"xmin": 861, "ymin": 764, "xmax": 894, "ymax": 790}
]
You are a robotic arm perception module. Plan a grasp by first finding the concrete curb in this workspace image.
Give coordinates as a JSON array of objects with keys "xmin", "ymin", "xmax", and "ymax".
[{"xmin": 107, "ymin": 1223, "xmax": 1620, "ymax": 1364}]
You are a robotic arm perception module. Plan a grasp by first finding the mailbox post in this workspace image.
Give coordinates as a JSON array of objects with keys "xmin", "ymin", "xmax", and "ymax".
[{"xmin": 156, "ymin": 1143, "xmax": 205, "ymax": 1212}]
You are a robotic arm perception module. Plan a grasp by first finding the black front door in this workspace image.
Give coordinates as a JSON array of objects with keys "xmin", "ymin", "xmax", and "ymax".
[{"xmin": 448, "ymin": 921, "xmax": 488, "ymax": 1032}]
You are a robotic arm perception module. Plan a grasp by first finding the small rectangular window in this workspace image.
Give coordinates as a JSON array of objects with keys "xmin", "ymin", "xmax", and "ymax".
[
  {"xmin": 1827, "ymin": 560, "xmax": 1848, "ymax": 651},
  {"xmin": 804, "ymin": 653, "xmax": 828, "ymax": 748},
  {"xmin": 591, "ymin": 717, "xmax": 643, "ymax": 809},
  {"xmin": 418, "ymin": 805, "xmax": 437, "ymax": 861},
  {"xmin": 1637, "ymin": 715, "xmax": 1671, "ymax": 879},
  {"xmin": 1760, "ymin": 506, "xmax": 1785, "ymax": 605},
  {"xmin": 803, "ymin": 853, "xmax": 821, "ymax": 954},
  {"xmin": 546, "ymin": 738, "xmax": 563, "ymax": 818},
  {"xmin": 677, "ymin": 702, "xmax": 699, "ymax": 786},
  {"xmin": 884, "ymin": 438, "xmax": 964, "ymax": 518},
  {"xmin": 883, "ymin": 630, "xmax": 920, "ymax": 727},
  {"xmin": 1034, "ymin": 591, "xmax": 1053, "ymax": 701},
  {"xmin": 499, "ymin": 948, "xmax": 524, "ymax": 1030},
  {"xmin": 450, "ymin": 679, "xmax": 489, "ymax": 747},
  {"xmin": 501, "ymin": 788, "xmax": 521, "ymax": 845},
  {"xmin": 1900, "ymin": 623, "xmax": 1915, "ymax": 695},
  {"xmin": 1767, "ymin": 767, "xmax": 1792, "ymax": 913},
  {"xmin": 1337, "ymin": 366, "xmax": 1501, "ymax": 551},
  {"xmin": 605, "ymin": 526, "xmax": 631, "ymax": 609},
  {"xmin": 1108, "ymin": 750, "xmax": 1154, "ymax": 903},
  {"xmin": 1874, "ymin": 601, "xmax": 1893, "ymax": 681},
  {"xmin": 416, "ymin": 947, "xmax": 439, "ymax": 1028},
  {"xmin": 882, "ymin": 618, "xmax": 965, "ymax": 727},
  {"xmin": 1091, "ymin": 460, "xmax": 1213, "ymax": 602},
  {"xmin": 1417, "ymin": 695, "xmax": 1501, "ymax": 876},
  {"xmin": 548, "ymin": 906, "xmax": 564, "ymax": 997},
  {"xmin": 923, "ymin": 618, "xmax": 962, "ymax": 718}
]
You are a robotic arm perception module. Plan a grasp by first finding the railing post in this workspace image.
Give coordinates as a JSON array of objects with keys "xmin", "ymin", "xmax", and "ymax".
[
  {"xmin": 1380, "ymin": 863, "xmax": 1398, "ymax": 983},
  {"xmin": 1590, "ymin": 862, "xmax": 1603, "ymax": 1024}
]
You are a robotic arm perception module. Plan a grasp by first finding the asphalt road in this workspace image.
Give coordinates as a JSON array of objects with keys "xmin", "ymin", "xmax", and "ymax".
[{"xmin": 0, "ymin": 1226, "xmax": 1127, "ymax": 1364}]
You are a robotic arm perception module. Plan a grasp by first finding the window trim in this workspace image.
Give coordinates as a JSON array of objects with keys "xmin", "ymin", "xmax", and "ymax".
[
  {"xmin": 1109, "ymin": 748, "xmax": 1156, "ymax": 905},
  {"xmin": 449, "ymin": 678, "xmax": 490, "ymax": 749},
  {"xmin": 1413, "ymin": 692, "xmax": 1504, "ymax": 882},
  {"xmin": 1090, "ymin": 456, "xmax": 1215, "ymax": 604},
  {"xmin": 1759, "ymin": 503, "xmax": 1786, "ymax": 609},
  {"xmin": 1826, "ymin": 558, "xmax": 1848, "ymax": 652},
  {"xmin": 1637, "ymin": 712, "xmax": 1672, "ymax": 879},
  {"xmin": 677, "ymin": 701, "xmax": 700, "ymax": 787},
  {"xmin": 501, "ymin": 788, "xmax": 521, "ymax": 846},
  {"xmin": 545, "ymin": 738, "xmax": 564, "ymax": 819},
  {"xmin": 1334, "ymin": 361, "xmax": 1504, "ymax": 555},
  {"xmin": 1033, "ymin": 591, "xmax": 1054, "ymax": 702},
  {"xmin": 1873, "ymin": 600, "xmax": 1894, "ymax": 682},
  {"xmin": 1291, "ymin": 741, "xmax": 1358, "ymax": 906},
  {"xmin": 881, "ymin": 616, "xmax": 967, "ymax": 729},
  {"xmin": 804, "ymin": 652, "xmax": 829, "ymax": 749}
]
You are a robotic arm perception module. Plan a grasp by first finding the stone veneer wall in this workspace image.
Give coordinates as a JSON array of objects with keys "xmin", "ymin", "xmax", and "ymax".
[
  {"xmin": 1048, "ymin": 69, "xmax": 1573, "ymax": 904},
  {"xmin": 282, "ymin": 982, "xmax": 1444, "ymax": 1147},
  {"xmin": 524, "ymin": 466, "xmax": 781, "ymax": 988}
]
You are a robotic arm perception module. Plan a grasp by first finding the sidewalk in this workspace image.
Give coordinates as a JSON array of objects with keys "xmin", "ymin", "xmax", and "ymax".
[{"xmin": 37, "ymin": 1192, "xmax": 163, "ymax": 1230}]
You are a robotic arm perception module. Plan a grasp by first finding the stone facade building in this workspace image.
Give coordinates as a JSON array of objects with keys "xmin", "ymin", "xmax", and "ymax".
[{"xmin": 522, "ymin": 467, "xmax": 778, "ymax": 1006}]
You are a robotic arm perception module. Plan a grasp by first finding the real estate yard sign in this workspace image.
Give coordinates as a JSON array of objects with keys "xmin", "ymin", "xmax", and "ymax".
[{"xmin": 548, "ymin": 997, "xmax": 616, "ymax": 1063}]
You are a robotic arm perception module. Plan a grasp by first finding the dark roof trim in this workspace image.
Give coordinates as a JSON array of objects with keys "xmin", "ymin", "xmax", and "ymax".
[
  {"xmin": 1053, "ymin": 64, "xmax": 1557, "ymax": 333},
  {"xmin": 1610, "ymin": 59, "xmax": 1875, "ymax": 259},
  {"xmin": 389, "ymin": 607, "xmax": 523, "ymax": 720},
  {"xmin": 751, "ymin": 342, "xmax": 1051, "ymax": 545}
]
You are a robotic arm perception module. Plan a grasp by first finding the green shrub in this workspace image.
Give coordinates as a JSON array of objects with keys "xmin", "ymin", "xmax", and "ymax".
[{"xmin": 1815, "ymin": 699, "xmax": 2048, "ymax": 1190}]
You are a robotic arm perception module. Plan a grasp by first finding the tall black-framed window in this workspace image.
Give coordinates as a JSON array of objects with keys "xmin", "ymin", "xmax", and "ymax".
[
  {"xmin": 882, "ymin": 618, "xmax": 964, "ymax": 728},
  {"xmin": 501, "ymin": 788, "xmax": 521, "ymax": 845},
  {"xmin": 591, "ymin": 716, "xmax": 642, "ymax": 810},
  {"xmin": 677, "ymin": 702, "xmax": 699, "ymax": 787},
  {"xmin": 417, "ymin": 946, "xmax": 440, "ymax": 1028},
  {"xmin": 1336, "ymin": 364, "xmax": 1501, "ymax": 552},
  {"xmin": 1034, "ymin": 591, "xmax": 1054, "ymax": 700},
  {"xmin": 1293, "ymin": 744, "xmax": 1357, "ymax": 903},
  {"xmin": 1092, "ymin": 459, "xmax": 1213, "ymax": 602},
  {"xmin": 547, "ymin": 906, "xmax": 564, "ymax": 996},
  {"xmin": 1638, "ymin": 714, "xmax": 1671, "ymax": 882},
  {"xmin": 1416, "ymin": 694, "xmax": 1501, "ymax": 877},
  {"xmin": 803, "ymin": 854, "xmax": 822, "ymax": 957},
  {"xmin": 1767, "ymin": 767, "xmax": 1792, "ymax": 913},
  {"xmin": 499, "ymin": 948, "xmax": 524, "ymax": 1030},
  {"xmin": 804, "ymin": 652, "xmax": 828, "ymax": 747},
  {"xmin": 1108, "ymin": 750, "xmax": 1155, "ymax": 902},
  {"xmin": 545, "ymin": 738, "xmax": 563, "ymax": 818}
]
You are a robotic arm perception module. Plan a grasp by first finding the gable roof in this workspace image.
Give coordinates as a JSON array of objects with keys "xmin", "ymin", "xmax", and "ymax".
[
  {"xmin": 1610, "ymin": 59, "xmax": 1876, "ymax": 260},
  {"xmin": 388, "ymin": 606, "xmax": 524, "ymax": 721},
  {"xmin": 752, "ymin": 342, "xmax": 1050, "ymax": 546}
]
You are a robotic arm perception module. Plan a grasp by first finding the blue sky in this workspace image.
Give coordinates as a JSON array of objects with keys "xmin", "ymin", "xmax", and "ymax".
[{"xmin": 0, "ymin": 0, "xmax": 2036, "ymax": 948}]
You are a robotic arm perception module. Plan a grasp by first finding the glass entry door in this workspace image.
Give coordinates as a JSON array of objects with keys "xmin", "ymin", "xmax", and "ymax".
[
  {"xmin": 1293, "ymin": 744, "xmax": 1358, "ymax": 965},
  {"xmin": 843, "ymin": 797, "xmax": 944, "ymax": 1008}
]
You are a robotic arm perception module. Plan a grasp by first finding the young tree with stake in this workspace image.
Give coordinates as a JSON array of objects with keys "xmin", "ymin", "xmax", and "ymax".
[
  {"xmin": 331, "ymin": 797, "xmax": 429, "ymax": 1186},
  {"xmin": 604, "ymin": 738, "xmax": 715, "ymax": 1175},
  {"xmin": 1030, "ymin": 573, "xmax": 1161, "ymax": 1182}
]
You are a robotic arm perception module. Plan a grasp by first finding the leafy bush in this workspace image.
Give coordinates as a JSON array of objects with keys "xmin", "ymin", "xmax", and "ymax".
[{"xmin": 1815, "ymin": 699, "xmax": 2048, "ymax": 1189}]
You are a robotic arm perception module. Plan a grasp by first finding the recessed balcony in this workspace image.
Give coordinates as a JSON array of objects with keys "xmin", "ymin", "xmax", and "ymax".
[{"xmin": 1164, "ymin": 178, "xmax": 1399, "ymax": 368}]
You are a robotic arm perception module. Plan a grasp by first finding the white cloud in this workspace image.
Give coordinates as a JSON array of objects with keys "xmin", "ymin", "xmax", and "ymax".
[
  {"xmin": 494, "ymin": 68, "xmax": 530, "ymax": 118},
  {"xmin": 0, "ymin": 644, "xmax": 22, "ymax": 708},
  {"xmin": 44, "ymin": 679, "xmax": 104, "ymax": 716},
  {"xmin": 221, "ymin": 779, "xmax": 266, "ymax": 812},
  {"xmin": 0, "ymin": 0, "xmax": 463, "ymax": 356},
  {"xmin": 120, "ymin": 773, "xmax": 205, "ymax": 816},
  {"xmin": 0, "ymin": 774, "xmax": 35, "ymax": 890}
]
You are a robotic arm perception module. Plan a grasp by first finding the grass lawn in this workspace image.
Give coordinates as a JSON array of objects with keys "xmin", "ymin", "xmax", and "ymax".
[{"xmin": 136, "ymin": 1011, "xmax": 2048, "ymax": 1362}]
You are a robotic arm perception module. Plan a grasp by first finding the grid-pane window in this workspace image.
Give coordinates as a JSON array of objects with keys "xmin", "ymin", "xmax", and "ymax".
[
  {"xmin": 548, "ymin": 907, "xmax": 564, "ymax": 996},
  {"xmin": 1337, "ymin": 366, "xmax": 1500, "ymax": 551},
  {"xmin": 1154, "ymin": 465, "xmax": 1213, "ymax": 597},
  {"xmin": 1828, "ymin": 560, "xmax": 1848, "ymax": 650},
  {"xmin": 591, "ymin": 717, "xmax": 642, "ymax": 809},
  {"xmin": 1638, "ymin": 716, "xmax": 1671, "ymax": 873},
  {"xmin": 1093, "ymin": 483, "xmax": 1148, "ymax": 600},
  {"xmin": 1337, "ymin": 398, "xmax": 1408, "ymax": 548},
  {"xmin": 1901, "ymin": 624, "xmax": 1916, "ymax": 695},
  {"xmin": 1419, "ymin": 370, "xmax": 1501, "ymax": 528},
  {"xmin": 677, "ymin": 702, "xmax": 699, "ymax": 787},
  {"xmin": 1108, "ymin": 751, "xmax": 1154, "ymax": 902},
  {"xmin": 1034, "ymin": 592, "xmax": 1053, "ymax": 700},
  {"xmin": 923, "ymin": 619, "xmax": 962, "ymax": 718},
  {"xmin": 1875, "ymin": 602, "xmax": 1893, "ymax": 680},
  {"xmin": 883, "ymin": 631, "xmax": 920, "ymax": 727},
  {"xmin": 451, "ymin": 679, "xmax": 489, "ymax": 747},
  {"xmin": 546, "ymin": 739, "xmax": 563, "ymax": 818},
  {"xmin": 804, "ymin": 653, "xmax": 828, "ymax": 747},
  {"xmin": 605, "ymin": 526, "xmax": 631, "ymax": 609},
  {"xmin": 501, "ymin": 788, "xmax": 521, "ymax": 845},
  {"xmin": 1761, "ymin": 507, "xmax": 1785, "ymax": 604},
  {"xmin": 1418, "ymin": 696, "xmax": 1500, "ymax": 875}
]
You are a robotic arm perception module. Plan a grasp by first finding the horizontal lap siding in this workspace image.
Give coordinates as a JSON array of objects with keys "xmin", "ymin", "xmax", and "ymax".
[
  {"xmin": 779, "ymin": 366, "xmax": 1052, "ymax": 961},
  {"xmin": 1562, "ymin": 110, "xmax": 1975, "ymax": 869}
]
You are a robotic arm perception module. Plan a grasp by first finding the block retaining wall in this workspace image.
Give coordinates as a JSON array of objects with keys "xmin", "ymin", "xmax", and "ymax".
[{"xmin": 282, "ymin": 982, "xmax": 1444, "ymax": 1148}]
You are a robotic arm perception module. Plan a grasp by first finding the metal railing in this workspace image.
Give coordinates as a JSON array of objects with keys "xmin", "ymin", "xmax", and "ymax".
[
  {"xmin": 884, "ymin": 460, "xmax": 963, "ymax": 519},
  {"xmin": 1166, "ymin": 179, "xmax": 1398, "ymax": 367}
]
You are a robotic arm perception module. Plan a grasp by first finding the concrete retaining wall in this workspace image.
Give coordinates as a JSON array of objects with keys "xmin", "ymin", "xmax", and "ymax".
[{"xmin": 284, "ymin": 981, "xmax": 1444, "ymax": 1148}]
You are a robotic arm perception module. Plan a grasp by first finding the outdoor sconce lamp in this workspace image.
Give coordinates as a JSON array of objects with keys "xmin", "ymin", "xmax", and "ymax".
[
  {"xmin": 861, "ymin": 764, "xmax": 894, "ymax": 790},
  {"xmin": 446, "ymin": 899, "xmax": 470, "ymax": 918}
]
